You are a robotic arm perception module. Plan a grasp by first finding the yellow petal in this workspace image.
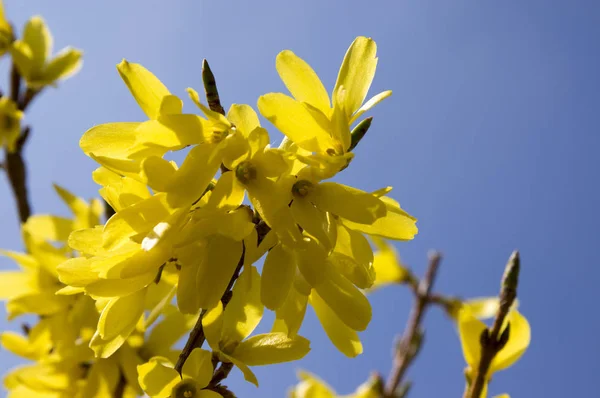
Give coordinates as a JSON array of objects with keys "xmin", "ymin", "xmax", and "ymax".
[
  {"xmin": 0, "ymin": 271, "xmax": 31, "ymax": 300},
  {"xmin": 80, "ymin": 122, "xmax": 142, "ymax": 158},
  {"xmin": 116, "ymin": 343, "xmax": 144, "ymax": 396},
  {"xmin": 276, "ymin": 50, "xmax": 330, "ymax": 114},
  {"xmin": 330, "ymin": 224, "xmax": 374, "ymax": 289},
  {"xmin": 86, "ymin": 271, "xmax": 155, "ymax": 297},
  {"xmin": 204, "ymin": 171, "xmax": 246, "ymax": 211},
  {"xmin": 24, "ymin": 215, "xmax": 73, "ymax": 242},
  {"xmin": 314, "ymin": 267, "xmax": 372, "ymax": 331},
  {"xmin": 349, "ymin": 90, "xmax": 392, "ymax": 125},
  {"xmin": 39, "ymin": 46, "xmax": 82, "ymax": 84},
  {"xmin": 333, "ymin": 37, "xmax": 378, "ymax": 117},
  {"xmin": 261, "ymin": 244, "xmax": 296, "ymax": 310},
  {"xmin": 233, "ymin": 332, "xmax": 310, "ymax": 366},
  {"xmin": 182, "ymin": 348, "xmax": 213, "ymax": 387},
  {"xmin": 165, "ymin": 143, "xmax": 221, "ymax": 208},
  {"xmin": 296, "ymin": 238, "xmax": 328, "ymax": 286},
  {"xmin": 134, "ymin": 115, "xmax": 207, "ymax": 151},
  {"xmin": 370, "ymin": 238, "xmax": 408, "ymax": 289},
  {"xmin": 311, "ymin": 182, "xmax": 386, "ymax": 225},
  {"xmin": 227, "ymin": 104, "xmax": 261, "ymax": 135},
  {"xmin": 145, "ymin": 301, "xmax": 191, "ymax": 356},
  {"xmin": 54, "ymin": 184, "xmax": 99, "ymax": 229},
  {"xmin": 56, "ymin": 257, "xmax": 99, "ymax": 287},
  {"xmin": 137, "ymin": 357, "xmax": 180, "ymax": 398},
  {"xmin": 202, "ymin": 301, "xmax": 224, "ymax": 352},
  {"xmin": 222, "ymin": 265, "xmax": 263, "ymax": 343},
  {"xmin": 102, "ymin": 193, "xmax": 172, "ymax": 250},
  {"xmin": 312, "ymin": 290, "xmax": 364, "ymax": 358},
  {"xmin": 159, "ymin": 94, "xmax": 183, "ymax": 116},
  {"xmin": 343, "ymin": 196, "xmax": 418, "ymax": 240},
  {"xmin": 272, "ymin": 286, "xmax": 308, "ymax": 337},
  {"xmin": 9, "ymin": 41, "xmax": 33, "ymax": 78},
  {"xmin": 7, "ymin": 292, "xmax": 72, "ymax": 320},
  {"xmin": 462, "ymin": 297, "xmax": 501, "ymax": 320},
  {"xmin": 291, "ymin": 199, "xmax": 335, "ymax": 252},
  {"xmin": 196, "ymin": 235, "xmax": 243, "ymax": 309},
  {"xmin": 219, "ymin": 352, "xmax": 258, "ymax": 387},
  {"xmin": 292, "ymin": 370, "xmax": 336, "ymax": 398},
  {"xmin": 23, "ymin": 16, "xmax": 52, "ymax": 71},
  {"xmin": 117, "ymin": 60, "xmax": 170, "ymax": 120},
  {"xmin": 142, "ymin": 156, "xmax": 178, "ymax": 192},
  {"xmin": 258, "ymin": 93, "xmax": 336, "ymax": 154},
  {"xmin": 98, "ymin": 289, "xmax": 146, "ymax": 340},
  {"xmin": 491, "ymin": 310, "xmax": 531, "ymax": 372},
  {"xmin": 68, "ymin": 226, "xmax": 104, "ymax": 256},
  {"xmin": 177, "ymin": 245, "xmax": 203, "ymax": 315},
  {"xmin": 457, "ymin": 308, "xmax": 487, "ymax": 368}
]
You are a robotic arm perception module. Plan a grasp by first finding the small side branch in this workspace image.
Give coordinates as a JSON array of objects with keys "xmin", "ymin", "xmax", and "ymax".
[{"xmin": 384, "ymin": 251, "xmax": 442, "ymax": 397}]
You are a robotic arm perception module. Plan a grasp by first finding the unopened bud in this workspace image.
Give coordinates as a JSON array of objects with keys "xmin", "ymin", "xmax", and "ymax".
[{"xmin": 348, "ymin": 117, "xmax": 373, "ymax": 151}]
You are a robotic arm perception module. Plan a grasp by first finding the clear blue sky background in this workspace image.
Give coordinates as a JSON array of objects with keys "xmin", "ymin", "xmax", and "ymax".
[{"xmin": 1, "ymin": 1, "xmax": 598, "ymax": 397}]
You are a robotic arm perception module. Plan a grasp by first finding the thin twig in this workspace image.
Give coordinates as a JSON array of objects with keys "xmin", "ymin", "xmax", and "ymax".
[
  {"xmin": 384, "ymin": 251, "xmax": 442, "ymax": 397},
  {"xmin": 3, "ymin": 62, "xmax": 40, "ymax": 224},
  {"xmin": 209, "ymin": 361, "xmax": 234, "ymax": 387},
  {"xmin": 464, "ymin": 251, "xmax": 520, "ymax": 398}
]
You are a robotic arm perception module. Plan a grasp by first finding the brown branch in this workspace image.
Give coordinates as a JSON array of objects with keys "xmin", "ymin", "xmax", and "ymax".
[
  {"xmin": 209, "ymin": 361, "xmax": 234, "ymax": 387},
  {"xmin": 384, "ymin": 251, "xmax": 442, "ymax": 397},
  {"xmin": 464, "ymin": 251, "xmax": 520, "ymax": 398},
  {"xmin": 3, "ymin": 62, "xmax": 41, "ymax": 224}
]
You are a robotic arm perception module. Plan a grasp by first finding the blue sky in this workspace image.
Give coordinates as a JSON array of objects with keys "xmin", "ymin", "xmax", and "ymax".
[{"xmin": 1, "ymin": 1, "xmax": 599, "ymax": 397}]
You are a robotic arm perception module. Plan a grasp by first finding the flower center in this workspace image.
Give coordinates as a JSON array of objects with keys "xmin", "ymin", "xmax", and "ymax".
[
  {"xmin": 292, "ymin": 180, "xmax": 315, "ymax": 198},
  {"xmin": 172, "ymin": 380, "xmax": 198, "ymax": 398},
  {"xmin": 235, "ymin": 161, "xmax": 257, "ymax": 184}
]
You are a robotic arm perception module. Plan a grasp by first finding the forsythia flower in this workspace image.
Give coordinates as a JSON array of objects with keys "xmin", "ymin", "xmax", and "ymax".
[
  {"xmin": 0, "ymin": 97, "xmax": 23, "ymax": 152},
  {"xmin": 0, "ymin": 0, "xmax": 12, "ymax": 56},
  {"xmin": 368, "ymin": 237, "xmax": 410, "ymax": 291},
  {"xmin": 289, "ymin": 371, "xmax": 382, "ymax": 398},
  {"xmin": 457, "ymin": 298, "xmax": 531, "ymax": 398},
  {"xmin": 202, "ymin": 266, "xmax": 310, "ymax": 386},
  {"xmin": 10, "ymin": 16, "xmax": 82, "ymax": 88},
  {"xmin": 2, "ymin": 35, "xmax": 418, "ymax": 395},
  {"xmin": 258, "ymin": 36, "xmax": 391, "ymax": 176},
  {"xmin": 137, "ymin": 348, "xmax": 220, "ymax": 398}
]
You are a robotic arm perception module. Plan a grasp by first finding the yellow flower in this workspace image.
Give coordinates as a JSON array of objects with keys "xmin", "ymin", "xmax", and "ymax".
[
  {"xmin": 368, "ymin": 237, "xmax": 410, "ymax": 291},
  {"xmin": 0, "ymin": 97, "xmax": 23, "ymax": 152},
  {"xmin": 258, "ymin": 36, "xmax": 391, "ymax": 159},
  {"xmin": 457, "ymin": 300, "xmax": 531, "ymax": 397},
  {"xmin": 137, "ymin": 348, "xmax": 220, "ymax": 398},
  {"xmin": 10, "ymin": 16, "xmax": 82, "ymax": 88},
  {"xmin": 202, "ymin": 266, "xmax": 310, "ymax": 386},
  {"xmin": 23, "ymin": 184, "xmax": 103, "ymax": 244},
  {"xmin": 0, "ymin": 0, "xmax": 13, "ymax": 56},
  {"xmin": 290, "ymin": 371, "xmax": 382, "ymax": 398}
]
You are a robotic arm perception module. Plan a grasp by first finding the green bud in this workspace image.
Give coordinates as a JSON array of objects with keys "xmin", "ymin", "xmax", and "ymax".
[{"xmin": 348, "ymin": 117, "xmax": 373, "ymax": 151}]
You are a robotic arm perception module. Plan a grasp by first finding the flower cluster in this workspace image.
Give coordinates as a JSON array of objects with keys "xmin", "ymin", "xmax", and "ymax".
[
  {"xmin": 0, "ymin": 3, "xmax": 82, "ymax": 152},
  {"xmin": 1, "ymin": 35, "xmax": 417, "ymax": 397},
  {"xmin": 289, "ymin": 249, "xmax": 531, "ymax": 398}
]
